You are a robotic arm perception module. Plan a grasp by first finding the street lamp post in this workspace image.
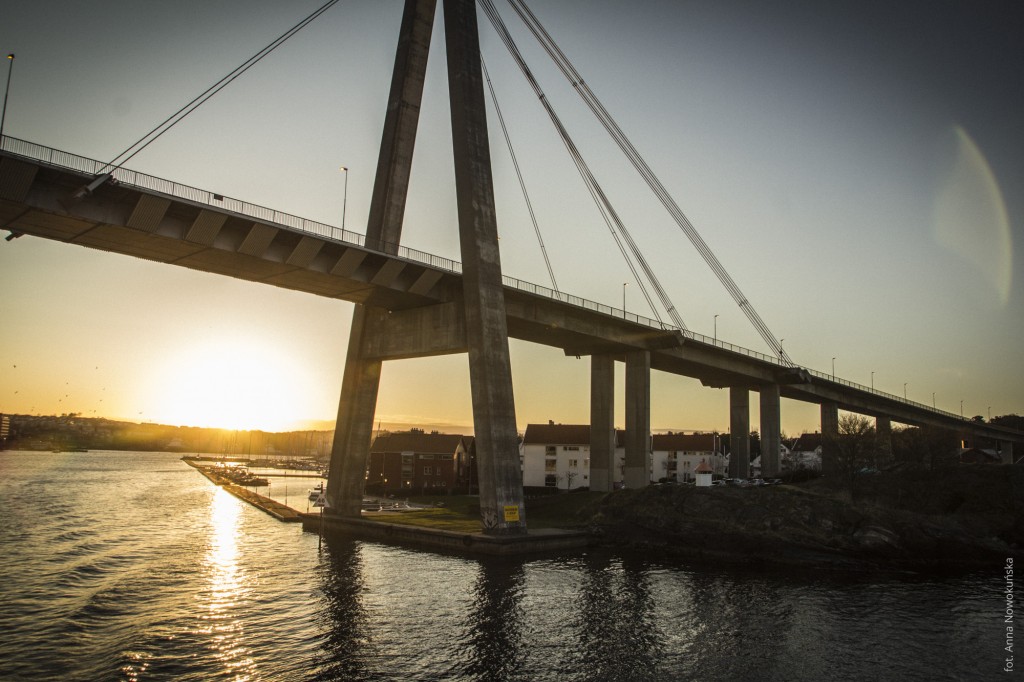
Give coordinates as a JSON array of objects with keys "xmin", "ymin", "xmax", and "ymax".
[
  {"xmin": 623, "ymin": 282, "xmax": 628, "ymax": 318},
  {"xmin": 1, "ymin": 54, "xmax": 14, "ymax": 140},
  {"xmin": 714, "ymin": 314, "xmax": 719, "ymax": 342},
  {"xmin": 340, "ymin": 166, "xmax": 349, "ymax": 232},
  {"xmin": 832, "ymin": 357, "xmax": 836, "ymax": 380},
  {"xmin": 932, "ymin": 392, "xmax": 936, "ymax": 409},
  {"xmin": 903, "ymin": 383, "xmax": 908, "ymax": 400},
  {"xmin": 871, "ymin": 371, "xmax": 874, "ymax": 391}
]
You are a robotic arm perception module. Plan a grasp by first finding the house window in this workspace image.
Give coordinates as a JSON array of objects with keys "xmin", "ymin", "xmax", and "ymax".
[
  {"xmin": 545, "ymin": 458, "xmax": 557, "ymax": 472},
  {"xmin": 545, "ymin": 446, "xmax": 556, "ymax": 456},
  {"xmin": 423, "ymin": 466, "xmax": 432, "ymax": 475},
  {"xmin": 564, "ymin": 446, "xmax": 580, "ymax": 451},
  {"xmin": 544, "ymin": 474, "xmax": 557, "ymax": 487},
  {"xmin": 569, "ymin": 459, "xmax": 578, "ymax": 467},
  {"xmin": 420, "ymin": 454, "xmax": 434, "ymax": 460}
]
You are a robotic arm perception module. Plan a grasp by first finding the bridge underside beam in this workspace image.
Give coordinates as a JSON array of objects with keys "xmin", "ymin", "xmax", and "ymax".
[
  {"xmin": 359, "ymin": 302, "xmax": 467, "ymax": 360},
  {"xmin": 4, "ymin": 155, "xmax": 1021, "ymax": 446}
]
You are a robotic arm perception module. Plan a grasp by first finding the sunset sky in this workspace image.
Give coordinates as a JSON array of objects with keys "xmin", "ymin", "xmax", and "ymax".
[{"xmin": 1, "ymin": 0, "xmax": 1022, "ymax": 436}]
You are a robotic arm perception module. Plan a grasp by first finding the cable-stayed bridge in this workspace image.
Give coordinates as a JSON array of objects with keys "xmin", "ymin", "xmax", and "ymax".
[{"xmin": 1, "ymin": 0, "xmax": 1020, "ymax": 536}]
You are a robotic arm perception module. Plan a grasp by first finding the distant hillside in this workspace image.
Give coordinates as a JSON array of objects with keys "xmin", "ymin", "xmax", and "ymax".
[{"xmin": 1, "ymin": 413, "xmax": 333, "ymax": 457}]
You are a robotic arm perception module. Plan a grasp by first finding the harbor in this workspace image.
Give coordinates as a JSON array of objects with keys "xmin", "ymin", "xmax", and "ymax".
[{"xmin": 182, "ymin": 456, "xmax": 590, "ymax": 555}]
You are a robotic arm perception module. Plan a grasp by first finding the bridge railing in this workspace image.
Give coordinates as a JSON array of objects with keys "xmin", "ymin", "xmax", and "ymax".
[
  {"xmin": 1, "ymin": 135, "xmax": 466, "ymax": 275},
  {"xmin": 0, "ymin": 135, "xmax": 969, "ymax": 425}
]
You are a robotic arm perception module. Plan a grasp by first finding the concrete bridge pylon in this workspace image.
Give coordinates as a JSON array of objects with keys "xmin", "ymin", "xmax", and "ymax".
[{"xmin": 325, "ymin": 0, "xmax": 527, "ymax": 535}]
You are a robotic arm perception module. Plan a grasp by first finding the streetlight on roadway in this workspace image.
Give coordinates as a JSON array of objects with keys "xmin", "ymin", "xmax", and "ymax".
[
  {"xmin": 903, "ymin": 383, "xmax": 908, "ymax": 400},
  {"xmin": 1, "ymin": 54, "xmax": 14, "ymax": 140},
  {"xmin": 871, "ymin": 371, "xmax": 874, "ymax": 391},
  {"xmin": 832, "ymin": 357, "xmax": 836, "ymax": 380},
  {"xmin": 623, "ymin": 282, "xmax": 628, "ymax": 318},
  {"xmin": 340, "ymin": 166, "xmax": 349, "ymax": 232},
  {"xmin": 714, "ymin": 314, "xmax": 719, "ymax": 342}
]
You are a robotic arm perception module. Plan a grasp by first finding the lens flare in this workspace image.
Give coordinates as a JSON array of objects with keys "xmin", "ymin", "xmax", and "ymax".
[{"xmin": 933, "ymin": 125, "xmax": 1012, "ymax": 305}]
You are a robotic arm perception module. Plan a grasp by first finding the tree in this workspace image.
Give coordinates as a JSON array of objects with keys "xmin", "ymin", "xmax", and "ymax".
[
  {"xmin": 993, "ymin": 414, "xmax": 1024, "ymax": 431},
  {"xmin": 749, "ymin": 430, "xmax": 761, "ymax": 457},
  {"xmin": 828, "ymin": 414, "xmax": 877, "ymax": 487},
  {"xmin": 891, "ymin": 425, "xmax": 960, "ymax": 469}
]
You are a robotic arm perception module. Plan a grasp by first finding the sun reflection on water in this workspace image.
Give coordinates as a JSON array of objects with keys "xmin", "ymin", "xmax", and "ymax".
[{"xmin": 198, "ymin": 486, "xmax": 256, "ymax": 678}]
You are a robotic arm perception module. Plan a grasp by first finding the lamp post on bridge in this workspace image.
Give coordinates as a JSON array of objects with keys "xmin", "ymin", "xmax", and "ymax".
[
  {"xmin": 871, "ymin": 371, "xmax": 874, "ymax": 391},
  {"xmin": 832, "ymin": 357, "xmax": 836, "ymax": 381},
  {"xmin": 904, "ymin": 383, "xmax": 908, "ymax": 400},
  {"xmin": 714, "ymin": 314, "xmax": 719, "ymax": 342},
  {"xmin": 339, "ymin": 166, "xmax": 349, "ymax": 232},
  {"xmin": 932, "ymin": 392, "xmax": 936, "ymax": 409},
  {"xmin": 1, "ymin": 54, "xmax": 14, "ymax": 141},
  {"xmin": 623, "ymin": 282, "xmax": 627, "ymax": 318}
]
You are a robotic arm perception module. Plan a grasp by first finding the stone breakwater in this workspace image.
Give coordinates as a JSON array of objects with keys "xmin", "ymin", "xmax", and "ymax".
[{"xmin": 587, "ymin": 471, "xmax": 1024, "ymax": 571}]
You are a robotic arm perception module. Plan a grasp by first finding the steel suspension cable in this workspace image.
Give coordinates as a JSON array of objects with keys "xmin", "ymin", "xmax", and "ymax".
[
  {"xmin": 481, "ymin": 58, "xmax": 560, "ymax": 293},
  {"xmin": 505, "ymin": 0, "xmax": 793, "ymax": 364},
  {"xmin": 100, "ymin": 0, "xmax": 341, "ymax": 175},
  {"xmin": 479, "ymin": 0, "xmax": 686, "ymax": 330}
]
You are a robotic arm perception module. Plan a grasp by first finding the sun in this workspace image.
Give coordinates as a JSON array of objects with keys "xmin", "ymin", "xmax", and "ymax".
[{"xmin": 144, "ymin": 336, "xmax": 318, "ymax": 431}]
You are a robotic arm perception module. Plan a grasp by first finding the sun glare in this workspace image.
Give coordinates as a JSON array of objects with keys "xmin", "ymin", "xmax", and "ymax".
[{"xmin": 145, "ymin": 337, "xmax": 316, "ymax": 431}]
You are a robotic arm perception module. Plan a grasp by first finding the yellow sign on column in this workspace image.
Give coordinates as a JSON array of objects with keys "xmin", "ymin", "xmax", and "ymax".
[{"xmin": 503, "ymin": 505, "xmax": 520, "ymax": 522}]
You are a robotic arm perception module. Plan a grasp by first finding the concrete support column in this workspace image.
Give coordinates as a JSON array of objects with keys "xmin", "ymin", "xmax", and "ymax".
[
  {"xmin": 759, "ymin": 384, "xmax": 781, "ymax": 478},
  {"xmin": 327, "ymin": 0, "xmax": 435, "ymax": 516},
  {"xmin": 876, "ymin": 416, "xmax": 893, "ymax": 468},
  {"xmin": 729, "ymin": 387, "xmax": 750, "ymax": 478},
  {"xmin": 821, "ymin": 401, "xmax": 839, "ymax": 477},
  {"xmin": 1002, "ymin": 440, "xmax": 1015, "ymax": 465},
  {"xmin": 589, "ymin": 354, "xmax": 615, "ymax": 492},
  {"xmin": 624, "ymin": 350, "xmax": 651, "ymax": 489},
  {"xmin": 445, "ymin": 0, "xmax": 525, "ymax": 535}
]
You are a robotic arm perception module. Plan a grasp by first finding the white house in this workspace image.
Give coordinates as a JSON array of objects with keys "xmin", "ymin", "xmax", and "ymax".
[
  {"xmin": 785, "ymin": 433, "xmax": 823, "ymax": 471},
  {"xmin": 694, "ymin": 460, "xmax": 714, "ymax": 486},
  {"xmin": 521, "ymin": 422, "xmax": 625, "ymax": 489},
  {"xmin": 651, "ymin": 432, "xmax": 726, "ymax": 482}
]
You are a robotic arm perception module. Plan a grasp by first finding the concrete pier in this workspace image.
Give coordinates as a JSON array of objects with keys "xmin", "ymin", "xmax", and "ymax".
[
  {"xmin": 302, "ymin": 514, "xmax": 588, "ymax": 556},
  {"xmin": 759, "ymin": 384, "xmax": 781, "ymax": 477},
  {"xmin": 821, "ymin": 401, "xmax": 840, "ymax": 476},
  {"xmin": 444, "ymin": 0, "xmax": 527, "ymax": 534},
  {"xmin": 624, "ymin": 350, "xmax": 651, "ymax": 488},
  {"xmin": 589, "ymin": 354, "xmax": 616, "ymax": 492},
  {"xmin": 729, "ymin": 387, "xmax": 750, "ymax": 478},
  {"xmin": 876, "ymin": 416, "xmax": 893, "ymax": 466}
]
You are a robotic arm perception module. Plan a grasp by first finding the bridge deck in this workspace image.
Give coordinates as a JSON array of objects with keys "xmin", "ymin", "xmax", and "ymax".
[{"xmin": 2, "ymin": 138, "xmax": 1019, "ymax": 441}]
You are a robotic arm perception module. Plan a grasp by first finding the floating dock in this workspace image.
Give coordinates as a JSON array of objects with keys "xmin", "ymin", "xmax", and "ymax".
[
  {"xmin": 185, "ymin": 458, "xmax": 590, "ymax": 555},
  {"xmin": 184, "ymin": 459, "xmax": 303, "ymax": 523}
]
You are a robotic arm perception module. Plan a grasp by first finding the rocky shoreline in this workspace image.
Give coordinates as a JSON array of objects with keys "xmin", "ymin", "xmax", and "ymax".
[{"xmin": 584, "ymin": 466, "xmax": 1024, "ymax": 572}]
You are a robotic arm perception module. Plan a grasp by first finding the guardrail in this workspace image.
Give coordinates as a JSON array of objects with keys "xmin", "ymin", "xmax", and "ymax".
[{"xmin": 0, "ymin": 134, "xmax": 969, "ymax": 424}]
